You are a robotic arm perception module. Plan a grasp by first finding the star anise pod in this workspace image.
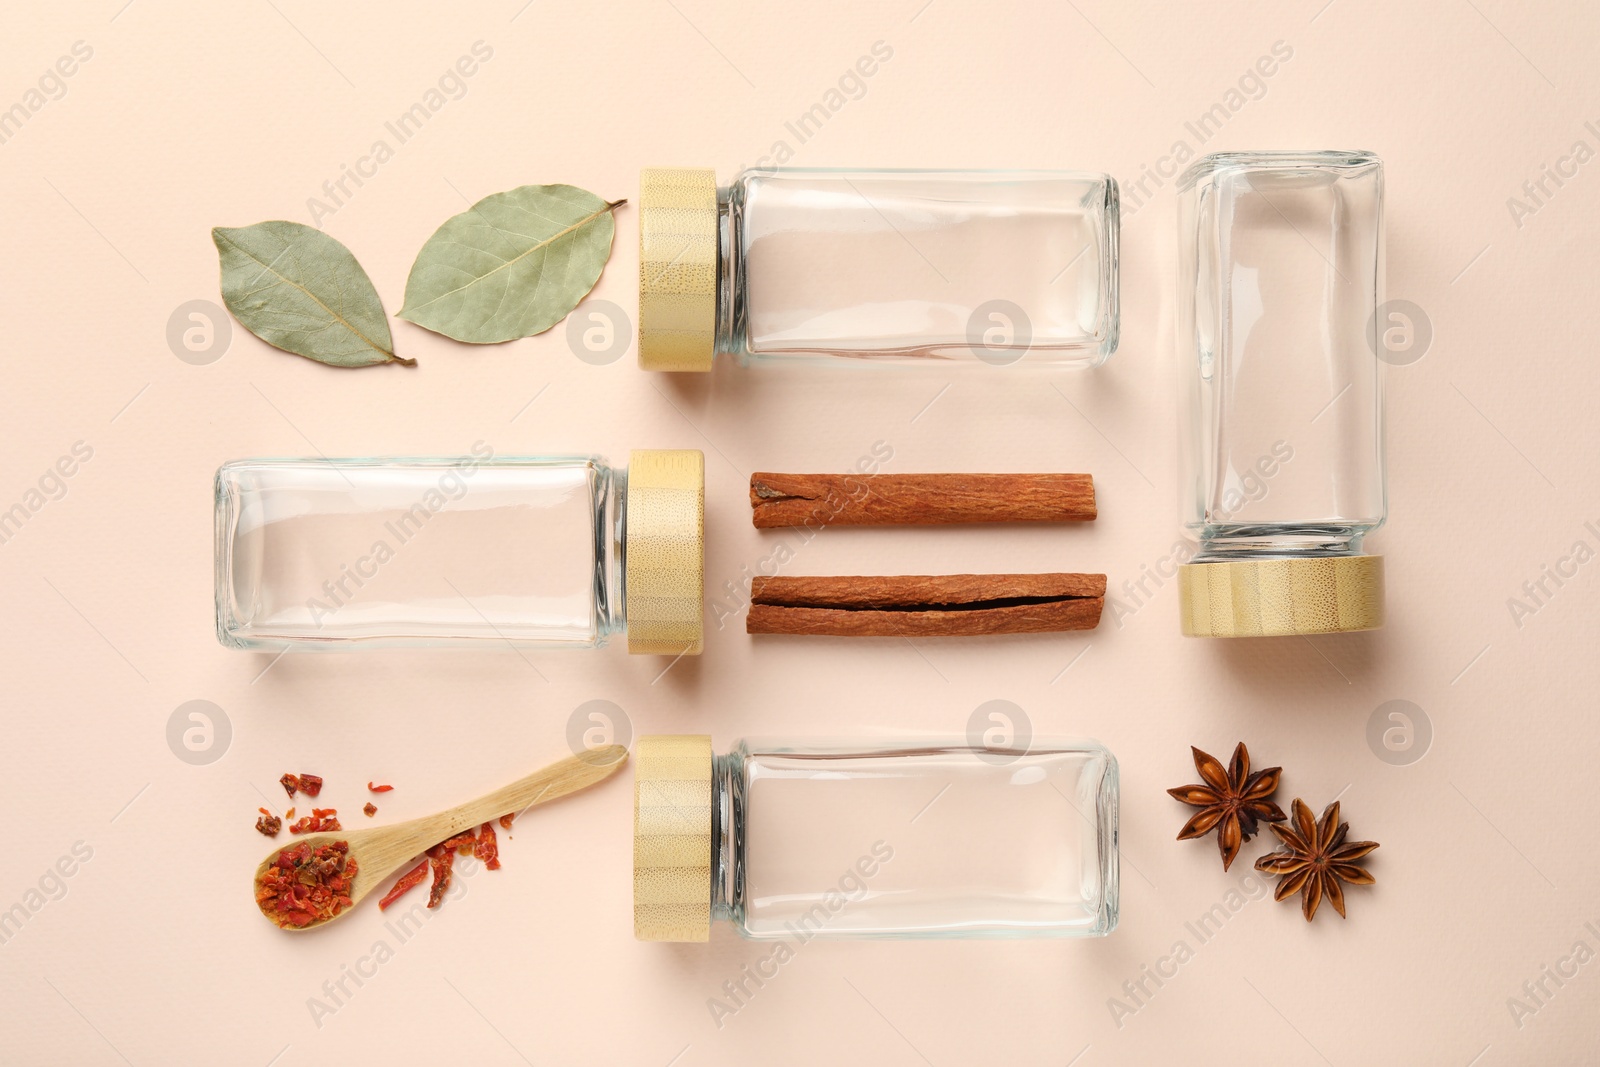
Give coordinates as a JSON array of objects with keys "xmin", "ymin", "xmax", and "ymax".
[
  {"xmin": 1167, "ymin": 743, "xmax": 1287, "ymax": 871},
  {"xmin": 1254, "ymin": 798, "xmax": 1379, "ymax": 922}
]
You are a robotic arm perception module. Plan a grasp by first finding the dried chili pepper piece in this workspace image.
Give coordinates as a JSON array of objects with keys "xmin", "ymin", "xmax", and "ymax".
[
  {"xmin": 255, "ymin": 808, "xmax": 282, "ymax": 837},
  {"xmin": 280, "ymin": 772, "xmax": 324, "ymax": 799},
  {"xmin": 426, "ymin": 844, "xmax": 455, "ymax": 908},
  {"xmin": 288, "ymin": 808, "xmax": 341, "ymax": 834},
  {"xmin": 368, "ymin": 782, "xmax": 394, "ymax": 793},
  {"xmin": 378, "ymin": 859, "xmax": 430, "ymax": 911},
  {"xmin": 499, "ymin": 812, "xmax": 515, "ymax": 831},
  {"xmin": 475, "ymin": 821, "xmax": 500, "ymax": 870},
  {"xmin": 439, "ymin": 830, "xmax": 477, "ymax": 856},
  {"xmin": 363, "ymin": 802, "xmax": 378, "ymax": 817}
]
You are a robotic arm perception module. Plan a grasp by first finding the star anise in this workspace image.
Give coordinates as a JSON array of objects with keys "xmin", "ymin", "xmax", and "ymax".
[
  {"xmin": 1167, "ymin": 743, "xmax": 1287, "ymax": 870},
  {"xmin": 1254, "ymin": 798, "xmax": 1379, "ymax": 922}
]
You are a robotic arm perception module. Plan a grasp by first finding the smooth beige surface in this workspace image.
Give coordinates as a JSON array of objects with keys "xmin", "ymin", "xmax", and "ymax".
[{"xmin": 3, "ymin": 2, "xmax": 1598, "ymax": 1064}]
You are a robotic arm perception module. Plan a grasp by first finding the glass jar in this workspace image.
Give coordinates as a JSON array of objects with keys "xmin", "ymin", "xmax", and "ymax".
[
  {"xmin": 214, "ymin": 448, "xmax": 703, "ymax": 653},
  {"xmin": 632, "ymin": 735, "xmax": 1119, "ymax": 941},
  {"xmin": 1175, "ymin": 150, "xmax": 1386, "ymax": 636},
  {"xmin": 637, "ymin": 167, "xmax": 1119, "ymax": 370}
]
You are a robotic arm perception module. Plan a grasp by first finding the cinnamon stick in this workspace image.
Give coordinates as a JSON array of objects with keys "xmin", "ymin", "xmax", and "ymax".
[
  {"xmin": 747, "ymin": 573, "xmax": 1105, "ymax": 637},
  {"xmin": 749, "ymin": 472, "xmax": 1095, "ymax": 528}
]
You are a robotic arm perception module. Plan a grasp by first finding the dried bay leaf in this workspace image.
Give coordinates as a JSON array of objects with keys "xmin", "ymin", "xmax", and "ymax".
[
  {"xmin": 213, "ymin": 221, "xmax": 412, "ymax": 368},
  {"xmin": 398, "ymin": 185, "xmax": 623, "ymax": 344}
]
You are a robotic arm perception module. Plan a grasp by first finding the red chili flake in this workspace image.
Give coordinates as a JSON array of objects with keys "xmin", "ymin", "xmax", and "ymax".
[
  {"xmin": 286, "ymin": 806, "xmax": 296, "ymax": 822},
  {"xmin": 499, "ymin": 812, "xmax": 515, "ymax": 831},
  {"xmin": 474, "ymin": 821, "xmax": 500, "ymax": 870},
  {"xmin": 255, "ymin": 808, "xmax": 282, "ymax": 837},
  {"xmin": 363, "ymin": 802, "xmax": 378, "ymax": 817},
  {"xmin": 368, "ymin": 782, "xmax": 394, "ymax": 793},
  {"xmin": 426, "ymin": 844, "xmax": 455, "ymax": 908},
  {"xmin": 255, "ymin": 840, "xmax": 358, "ymax": 929},
  {"xmin": 437, "ymin": 830, "xmax": 477, "ymax": 858},
  {"xmin": 280, "ymin": 772, "xmax": 324, "ymax": 799},
  {"xmin": 288, "ymin": 808, "xmax": 341, "ymax": 834},
  {"xmin": 378, "ymin": 859, "xmax": 430, "ymax": 911}
]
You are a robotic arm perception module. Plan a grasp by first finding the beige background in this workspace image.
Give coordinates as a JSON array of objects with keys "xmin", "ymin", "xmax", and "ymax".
[{"xmin": 3, "ymin": 0, "xmax": 1597, "ymax": 1063}]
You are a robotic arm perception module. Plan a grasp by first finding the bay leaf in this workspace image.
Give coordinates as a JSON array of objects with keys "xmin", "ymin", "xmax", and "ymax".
[
  {"xmin": 213, "ymin": 221, "xmax": 413, "ymax": 368},
  {"xmin": 398, "ymin": 185, "xmax": 623, "ymax": 344}
]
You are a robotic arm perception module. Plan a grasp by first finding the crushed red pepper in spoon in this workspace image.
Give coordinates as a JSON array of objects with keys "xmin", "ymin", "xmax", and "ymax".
[{"xmin": 257, "ymin": 840, "xmax": 359, "ymax": 928}]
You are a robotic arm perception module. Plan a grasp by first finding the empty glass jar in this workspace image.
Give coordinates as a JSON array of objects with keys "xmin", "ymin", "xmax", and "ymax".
[
  {"xmin": 637, "ymin": 167, "xmax": 1119, "ymax": 370},
  {"xmin": 214, "ymin": 448, "xmax": 703, "ymax": 653},
  {"xmin": 633, "ymin": 735, "xmax": 1119, "ymax": 940},
  {"xmin": 1175, "ymin": 150, "xmax": 1386, "ymax": 636}
]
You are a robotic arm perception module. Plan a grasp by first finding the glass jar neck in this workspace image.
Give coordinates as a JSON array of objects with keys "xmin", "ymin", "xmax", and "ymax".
[
  {"xmin": 710, "ymin": 750, "xmax": 745, "ymax": 926},
  {"xmin": 1191, "ymin": 524, "xmax": 1368, "ymax": 563},
  {"xmin": 599, "ymin": 465, "xmax": 626, "ymax": 639},
  {"xmin": 714, "ymin": 185, "xmax": 747, "ymax": 357}
]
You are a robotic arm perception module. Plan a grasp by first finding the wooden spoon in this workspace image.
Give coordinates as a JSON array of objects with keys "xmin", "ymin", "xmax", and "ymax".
[{"xmin": 253, "ymin": 746, "xmax": 628, "ymax": 931}]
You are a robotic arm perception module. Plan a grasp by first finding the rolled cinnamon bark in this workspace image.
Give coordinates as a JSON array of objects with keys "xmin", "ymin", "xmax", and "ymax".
[
  {"xmin": 749, "ymin": 472, "xmax": 1095, "ymax": 528},
  {"xmin": 747, "ymin": 573, "xmax": 1105, "ymax": 636}
]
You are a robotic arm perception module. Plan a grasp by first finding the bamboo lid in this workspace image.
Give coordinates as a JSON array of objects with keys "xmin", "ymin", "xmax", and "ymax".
[
  {"xmin": 633, "ymin": 734, "xmax": 714, "ymax": 942},
  {"xmin": 624, "ymin": 450, "xmax": 705, "ymax": 655},
  {"xmin": 638, "ymin": 167, "xmax": 718, "ymax": 372},
  {"xmin": 1178, "ymin": 555, "xmax": 1384, "ymax": 637}
]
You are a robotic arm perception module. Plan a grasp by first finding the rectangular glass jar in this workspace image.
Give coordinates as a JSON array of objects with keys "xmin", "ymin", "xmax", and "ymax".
[
  {"xmin": 215, "ymin": 449, "xmax": 704, "ymax": 653},
  {"xmin": 638, "ymin": 167, "xmax": 1119, "ymax": 370},
  {"xmin": 633, "ymin": 736, "xmax": 1119, "ymax": 941},
  {"xmin": 1174, "ymin": 151, "xmax": 1387, "ymax": 637}
]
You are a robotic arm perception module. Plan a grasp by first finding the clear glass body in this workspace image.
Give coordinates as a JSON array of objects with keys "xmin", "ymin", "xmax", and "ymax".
[
  {"xmin": 710, "ymin": 739, "xmax": 1118, "ymax": 939},
  {"xmin": 717, "ymin": 169, "xmax": 1119, "ymax": 365},
  {"xmin": 215, "ymin": 452, "xmax": 623, "ymax": 649},
  {"xmin": 1176, "ymin": 151, "xmax": 1386, "ymax": 561}
]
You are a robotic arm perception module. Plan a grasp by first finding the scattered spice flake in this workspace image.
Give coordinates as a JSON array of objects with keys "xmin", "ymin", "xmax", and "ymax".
[
  {"xmin": 474, "ymin": 821, "xmax": 500, "ymax": 870},
  {"xmin": 499, "ymin": 812, "xmax": 515, "ymax": 831},
  {"xmin": 379, "ymin": 859, "xmax": 430, "ymax": 910},
  {"xmin": 255, "ymin": 808, "xmax": 282, "ymax": 837},
  {"xmin": 363, "ymin": 802, "xmax": 378, "ymax": 817},
  {"xmin": 279, "ymin": 772, "xmax": 324, "ymax": 799},
  {"xmin": 286, "ymin": 806, "xmax": 296, "ymax": 822},
  {"xmin": 439, "ymin": 830, "xmax": 477, "ymax": 857},
  {"xmin": 426, "ymin": 844, "xmax": 456, "ymax": 908},
  {"xmin": 256, "ymin": 840, "xmax": 358, "ymax": 929},
  {"xmin": 368, "ymin": 782, "xmax": 394, "ymax": 793},
  {"xmin": 289, "ymin": 808, "xmax": 341, "ymax": 834}
]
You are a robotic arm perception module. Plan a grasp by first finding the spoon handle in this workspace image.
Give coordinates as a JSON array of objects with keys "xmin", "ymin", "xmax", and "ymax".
[
  {"xmin": 361, "ymin": 747, "xmax": 629, "ymax": 881},
  {"xmin": 449, "ymin": 747, "xmax": 629, "ymax": 836}
]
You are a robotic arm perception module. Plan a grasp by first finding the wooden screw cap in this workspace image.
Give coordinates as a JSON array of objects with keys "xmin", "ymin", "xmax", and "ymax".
[
  {"xmin": 633, "ymin": 735, "xmax": 714, "ymax": 942},
  {"xmin": 624, "ymin": 450, "xmax": 704, "ymax": 656},
  {"xmin": 638, "ymin": 168, "xmax": 718, "ymax": 372},
  {"xmin": 1178, "ymin": 556, "xmax": 1384, "ymax": 637}
]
